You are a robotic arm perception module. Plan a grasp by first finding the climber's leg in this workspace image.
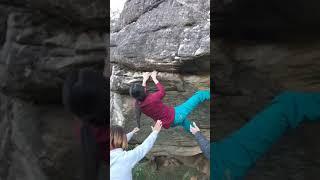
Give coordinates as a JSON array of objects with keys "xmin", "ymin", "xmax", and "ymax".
[
  {"xmin": 171, "ymin": 108, "xmax": 192, "ymax": 133},
  {"xmin": 183, "ymin": 118, "xmax": 192, "ymax": 132},
  {"xmin": 175, "ymin": 90, "xmax": 210, "ymax": 120},
  {"xmin": 211, "ymin": 91, "xmax": 320, "ymax": 180},
  {"xmin": 180, "ymin": 118, "xmax": 192, "ymax": 132},
  {"xmin": 172, "ymin": 107, "xmax": 185, "ymax": 126}
]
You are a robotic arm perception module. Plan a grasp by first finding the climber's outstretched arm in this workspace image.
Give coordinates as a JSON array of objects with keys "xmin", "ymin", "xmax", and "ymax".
[
  {"xmin": 150, "ymin": 71, "xmax": 166, "ymax": 100},
  {"xmin": 212, "ymin": 91, "xmax": 320, "ymax": 180},
  {"xmin": 150, "ymin": 70, "xmax": 159, "ymax": 85},
  {"xmin": 142, "ymin": 72, "xmax": 150, "ymax": 87}
]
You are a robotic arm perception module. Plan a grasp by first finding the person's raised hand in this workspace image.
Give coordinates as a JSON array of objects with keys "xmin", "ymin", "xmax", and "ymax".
[
  {"xmin": 151, "ymin": 120, "xmax": 162, "ymax": 133},
  {"xmin": 190, "ymin": 122, "xmax": 200, "ymax": 135},
  {"xmin": 150, "ymin": 70, "xmax": 157, "ymax": 80},
  {"xmin": 142, "ymin": 72, "xmax": 151, "ymax": 82},
  {"xmin": 132, "ymin": 127, "xmax": 140, "ymax": 134}
]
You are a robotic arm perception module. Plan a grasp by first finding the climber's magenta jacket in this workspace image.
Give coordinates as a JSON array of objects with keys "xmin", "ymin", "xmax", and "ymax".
[{"xmin": 138, "ymin": 82, "xmax": 175, "ymax": 129}]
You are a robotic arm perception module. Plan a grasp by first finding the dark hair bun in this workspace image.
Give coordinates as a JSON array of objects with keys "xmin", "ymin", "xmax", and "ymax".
[{"xmin": 129, "ymin": 83, "xmax": 146, "ymax": 101}]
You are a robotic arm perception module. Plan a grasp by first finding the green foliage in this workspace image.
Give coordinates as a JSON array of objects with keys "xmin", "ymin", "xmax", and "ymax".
[{"xmin": 132, "ymin": 161, "xmax": 206, "ymax": 180}]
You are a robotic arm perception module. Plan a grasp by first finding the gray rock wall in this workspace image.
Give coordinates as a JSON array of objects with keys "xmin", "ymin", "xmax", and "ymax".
[
  {"xmin": 214, "ymin": 0, "xmax": 320, "ymax": 177},
  {"xmin": 0, "ymin": 1, "xmax": 107, "ymax": 179},
  {"xmin": 214, "ymin": 39, "xmax": 320, "ymax": 179},
  {"xmin": 110, "ymin": 0, "xmax": 210, "ymax": 177}
]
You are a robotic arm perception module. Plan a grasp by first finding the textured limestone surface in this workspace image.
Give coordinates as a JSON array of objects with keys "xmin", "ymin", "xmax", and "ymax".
[
  {"xmin": 0, "ymin": 1, "xmax": 106, "ymax": 179},
  {"xmin": 110, "ymin": 0, "xmax": 210, "ymax": 178}
]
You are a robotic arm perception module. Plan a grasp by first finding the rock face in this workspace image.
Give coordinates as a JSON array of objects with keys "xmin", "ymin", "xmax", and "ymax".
[
  {"xmin": 214, "ymin": 40, "xmax": 320, "ymax": 180},
  {"xmin": 0, "ymin": 1, "xmax": 106, "ymax": 180},
  {"xmin": 110, "ymin": 0, "xmax": 210, "ymax": 178},
  {"xmin": 111, "ymin": 0, "xmax": 210, "ymax": 73},
  {"xmin": 214, "ymin": 0, "xmax": 320, "ymax": 39},
  {"xmin": 214, "ymin": 0, "xmax": 320, "ymax": 179}
]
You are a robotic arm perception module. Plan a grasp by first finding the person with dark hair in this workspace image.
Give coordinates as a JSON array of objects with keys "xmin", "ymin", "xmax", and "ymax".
[
  {"xmin": 129, "ymin": 70, "xmax": 210, "ymax": 132},
  {"xmin": 212, "ymin": 91, "xmax": 320, "ymax": 179},
  {"xmin": 62, "ymin": 69, "xmax": 108, "ymax": 180}
]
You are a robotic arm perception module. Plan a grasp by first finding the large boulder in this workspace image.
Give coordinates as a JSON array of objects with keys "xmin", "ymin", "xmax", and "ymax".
[
  {"xmin": 0, "ymin": 92, "xmax": 83, "ymax": 180},
  {"xmin": 214, "ymin": 1, "xmax": 320, "ymax": 178},
  {"xmin": 110, "ymin": 0, "xmax": 210, "ymax": 178},
  {"xmin": 0, "ymin": 9, "xmax": 105, "ymax": 103},
  {"xmin": 213, "ymin": 38, "xmax": 320, "ymax": 179},
  {"xmin": 111, "ymin": 0, "xmax": 210, "ymax": 72},
  {"xmin": 110, "ymin": 65, "xmax": 210, "ymax": 157},
  {"xmin": 0, "ymin": 1, "xmax": 106, "ymax": 180}
]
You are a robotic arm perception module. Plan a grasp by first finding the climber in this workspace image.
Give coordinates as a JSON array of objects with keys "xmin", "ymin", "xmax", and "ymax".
[
  {"xmin": 212, "ymin": 91, "xmax": 320, "ymax": 180},
  {"xmin": 190, "ymin": 122, "xmax": 210, "ymax": 159},
  {"xmin": 129, "ymin": 70, "xmax": 210, "ymax": 132},
  {"xmin": 110, "ymin": 120, "xmax": 162, "ymax": 180},
  {"xmin": 62, "ymin": 69, "xmax": 108, "ymax": 180}
]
